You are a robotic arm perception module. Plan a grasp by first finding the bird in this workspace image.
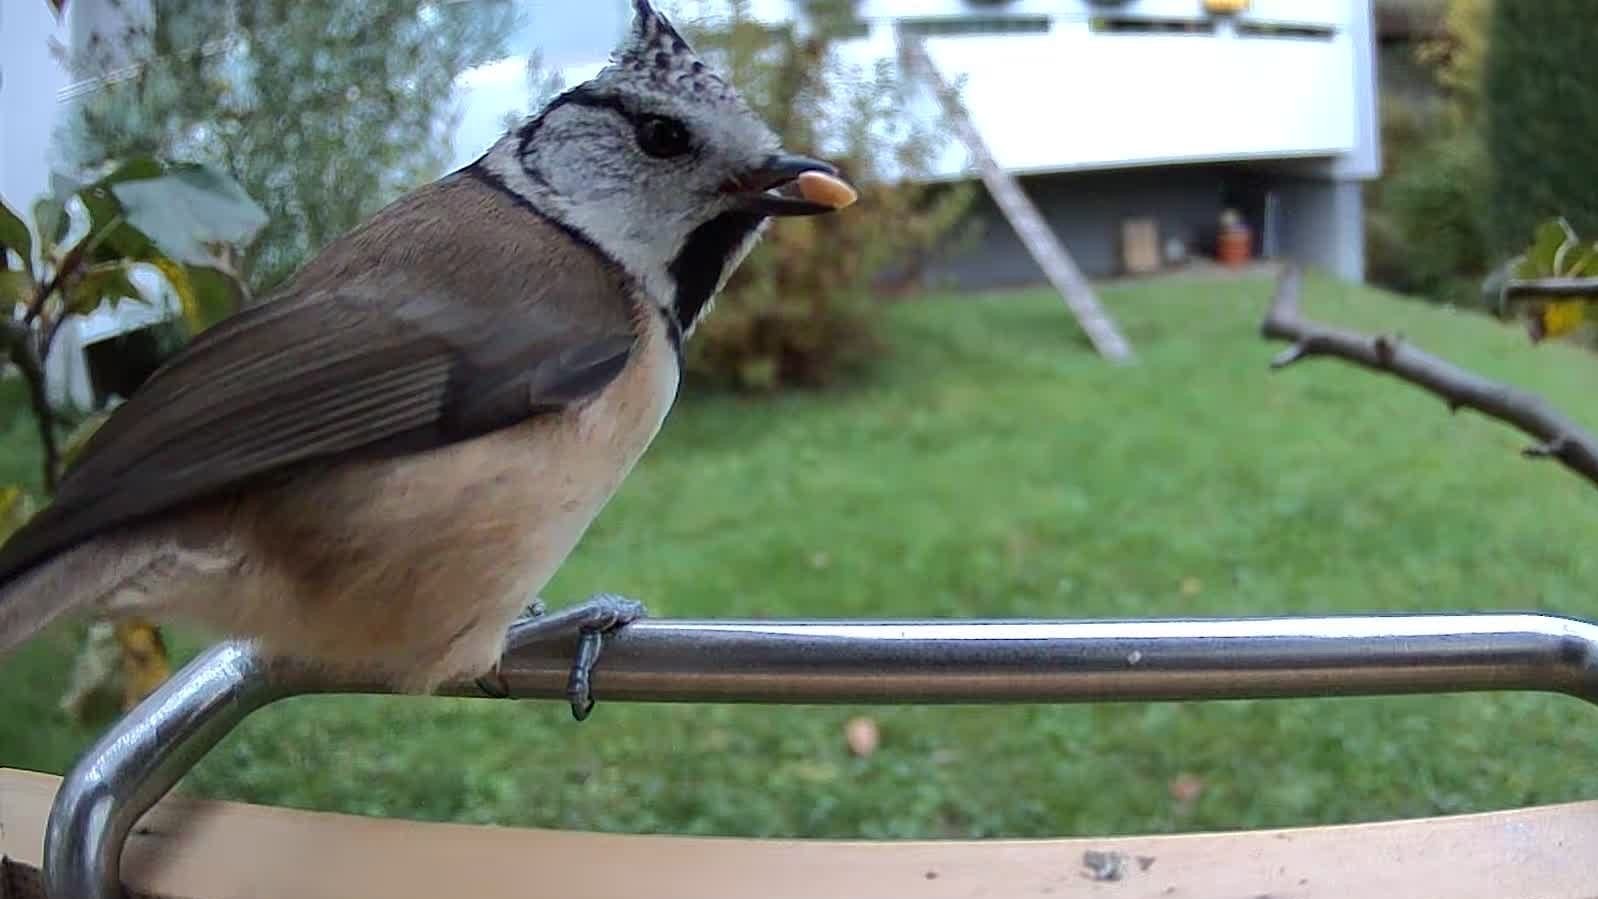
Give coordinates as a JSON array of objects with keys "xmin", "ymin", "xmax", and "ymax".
[{"xmin": 0, "ymin": 0, "xmax": 857, "ymax": 720}]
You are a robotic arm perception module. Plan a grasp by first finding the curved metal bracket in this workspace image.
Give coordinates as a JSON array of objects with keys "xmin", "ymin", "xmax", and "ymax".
[{"xmin": 43, "ymin": 612, "xmax": 1598, "ymax": 899}]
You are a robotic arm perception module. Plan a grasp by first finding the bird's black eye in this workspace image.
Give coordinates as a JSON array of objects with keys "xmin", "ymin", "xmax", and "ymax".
[{"xmin": 635, "ymin": 116, "xmax": 693, "ymax": 158}]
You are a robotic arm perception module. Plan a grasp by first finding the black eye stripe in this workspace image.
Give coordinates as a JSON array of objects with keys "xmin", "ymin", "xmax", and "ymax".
[
  {"xmin": 558, "ymin": 89, "xmax": 636, "ymax": 121},
  {"xmin": 534, "ymin": 88, "xmax": 694, "ymax": 159},
  {"xmin": 557, "ymin": 89, "xmax": 666, "ymax": 130}
]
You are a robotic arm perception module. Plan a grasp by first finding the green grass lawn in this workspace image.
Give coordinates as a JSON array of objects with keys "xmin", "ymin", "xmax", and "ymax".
[{"xmin": 4, "ymin": 270, "xmax": 1598, "ymax": 839}]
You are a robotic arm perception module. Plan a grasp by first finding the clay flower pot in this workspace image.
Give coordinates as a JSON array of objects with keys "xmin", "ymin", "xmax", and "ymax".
[
  {"xmin": 1216, "ymin": 208, "xmax": 1251, "ymax": 267},
  {"xmin": 1218, "ymin": 226, "xmax": 1252, "ymax": 267}
]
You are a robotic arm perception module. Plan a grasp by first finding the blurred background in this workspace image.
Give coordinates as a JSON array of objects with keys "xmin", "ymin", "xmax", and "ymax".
[{"xmin": 2, "ymin": 0, "xmax": 1597, "ymax": 840}]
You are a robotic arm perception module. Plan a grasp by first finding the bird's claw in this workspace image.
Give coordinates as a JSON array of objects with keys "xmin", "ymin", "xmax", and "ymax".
[
  {"xmin": 567, "ymin": 629, "xmax": 605, "ymax": 722},
  {"xmin": 490, "ymin": 593, "xmax": 647, "ymax": 721}
]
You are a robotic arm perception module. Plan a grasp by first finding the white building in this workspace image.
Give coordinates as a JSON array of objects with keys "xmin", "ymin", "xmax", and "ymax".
[
  {"xmin": 457, "ymin": 0, "xmax": 1380, "ymax": 289},
  {"xmin": 450, "ymin": 0, "xmax": 1381, "ymax": 287},
  {"xmin": 1, "ymin": 0, "xmax": 1379, "ymax": 404}
]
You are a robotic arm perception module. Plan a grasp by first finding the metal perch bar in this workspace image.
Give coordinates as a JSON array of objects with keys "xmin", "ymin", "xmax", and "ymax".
[{"xmin": 45, "ymin": 612, "xmax": 1598, "ymax": 899}]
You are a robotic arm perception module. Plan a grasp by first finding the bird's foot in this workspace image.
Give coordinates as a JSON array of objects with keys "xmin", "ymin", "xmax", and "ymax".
[{"xmin": 474, "ymin": 593, "xmax": 647, "ymax": 721}]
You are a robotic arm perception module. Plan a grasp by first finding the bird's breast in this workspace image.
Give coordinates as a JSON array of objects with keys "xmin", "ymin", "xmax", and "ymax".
[
  {"xmin": 553, "ymin": 304, "xmax": 681, "ymax": 495},
  {"xmin": 217, "ymin": 308, "xmax": 681, "ymax": 686}
]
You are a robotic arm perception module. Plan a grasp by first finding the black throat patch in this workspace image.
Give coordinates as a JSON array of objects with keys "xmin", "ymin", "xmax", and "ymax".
[{"xmin": 668, "ymin": 210, "xmax": 764, "ymax": 336}]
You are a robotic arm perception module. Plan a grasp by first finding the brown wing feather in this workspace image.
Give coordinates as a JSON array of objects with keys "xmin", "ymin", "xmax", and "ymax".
[{"xmin": 0, "ymin": 172, "xmax": 641, "ymax": 587}]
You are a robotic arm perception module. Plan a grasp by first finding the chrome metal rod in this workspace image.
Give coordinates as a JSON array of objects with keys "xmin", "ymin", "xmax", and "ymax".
[
  {"xmin": 45, "ymin": 613, "xmax": 1598, "ymax": 899},
  {"xmin": 42, "ymin": 645, "xmax": 333, "ymax": 899},
  {"xmin": 454, "ymin": 613, "xmax": 1598, "ymax": 704}
]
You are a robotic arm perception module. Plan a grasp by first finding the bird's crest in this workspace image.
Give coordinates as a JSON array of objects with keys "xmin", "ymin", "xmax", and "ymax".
[{"xmin": 596, "ymin": 0, "xmax": 740, "ymax": 103}]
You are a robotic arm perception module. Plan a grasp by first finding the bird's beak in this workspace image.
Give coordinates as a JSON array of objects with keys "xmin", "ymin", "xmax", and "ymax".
[{"xmin": 722, "ymin": 154, "xmax": 859, "ymax": 217}]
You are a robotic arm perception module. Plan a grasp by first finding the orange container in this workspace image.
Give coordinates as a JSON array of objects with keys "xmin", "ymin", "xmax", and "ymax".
[{"xmin": 1217, "ymin": 226, "xmax": 1251, "ymax": 267}]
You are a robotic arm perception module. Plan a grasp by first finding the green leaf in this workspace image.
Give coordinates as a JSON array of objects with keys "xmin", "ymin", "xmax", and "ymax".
[
  {"xmin": 0, "ymin": 486, "xmax": 36, "ymax": 545},
  {"xmin": 75, "ymin": 199, "xmax": 173, "ymax": 276},
  {"xmin": 64, "ymin": 262, "xmax": 143, "ymax": 316},
  {"xmin": 1514, "ymin": 218, "xmax": 1578, "ymax": 278},
  {"xmin": 92, "ymin": 220, "xmax": 161, "ymax": 266},
  {"xmin": 0, "ymin": 199, "xmax": 33, "ymax": 276},
  {"xmin": 149, "ymin": 258, "xmax": 200, "ymax": 329},
  {"xmin": 75, "ymin": 159, "xmax": 174, "ymax": 265},
  {"xmin": 0, "ymin": 270, "xmax": 33, "ymax": 309},
  {"xmin": 31, "ymin": 196, "xmax": 68, "ymax": 257},
  {"xmin": 76, "ymin": 183, "xmax": 156, "ymax": 264},
  {"xmin": 91, "ymin": 157, "xmax": 167, "ymax": 187},
  {"xmin": 72, "ymin": 162, "xmax": 252, "ymax": 331},
  {"xmin": 1559, "ymin": 243, "xmax": 1598, "ymax": 278},
  {"xmin": 182, "ymin": 264, "xmax": 244, "ymax": 331},
  {"xmin": 146, "ymin": 259, "xmax": 240, "ymax": 332},
  {"xmin": 106, "ymin": 162, "xmax": 268, "ymax": 267},
  {"xmin": 1577, "ymin": 243, "xmax": 1598, "ymax": 277}
]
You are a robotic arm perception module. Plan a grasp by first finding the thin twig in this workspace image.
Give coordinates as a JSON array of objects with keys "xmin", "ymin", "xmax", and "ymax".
[
  {"xmin": 2, "ymin": 319, "xmax": 60, "ymax": 492},
  {"xmin": 1261, "ymin": 263, "xmax": 1598, "ymax": 491},
  {"xmin": 28, "ymin": 245, "xmax": 83, "ymax": 326},
  {"xmin": 1503, "ymin": 277, "xmax": 1598, "ymax": 301},
  {"xmin": 27, "ymin": 214, "xmax": 124, "ymax": 325},
  {"xmin": 40, "ymin": 312, "xmax": 69, "ymax": 377}
]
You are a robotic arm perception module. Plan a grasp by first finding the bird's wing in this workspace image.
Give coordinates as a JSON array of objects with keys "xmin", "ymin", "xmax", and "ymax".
[{"xmin": 0, "ymin": 279, "xmax": 638, "ymax": 585}]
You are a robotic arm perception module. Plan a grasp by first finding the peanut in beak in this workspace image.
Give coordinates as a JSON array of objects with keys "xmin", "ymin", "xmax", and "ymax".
[{"xmin": 796, "ymin": 171, "xmax": 858, "ymax": 210}]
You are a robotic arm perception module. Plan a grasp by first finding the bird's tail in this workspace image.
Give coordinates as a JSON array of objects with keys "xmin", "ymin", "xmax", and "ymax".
[{"xmin": 0, "ymin": 540, "xmax": 125, "ymax": 660}]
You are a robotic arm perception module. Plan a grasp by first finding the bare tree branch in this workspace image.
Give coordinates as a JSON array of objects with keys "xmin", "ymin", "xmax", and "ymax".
[
  {"xmin": 1261, "ymin": 263, "xmax": 1598, "ymax": 490},
  {"xmin": 1504, "ymin": 277, "xmax": 1598, "ymax": 301}
]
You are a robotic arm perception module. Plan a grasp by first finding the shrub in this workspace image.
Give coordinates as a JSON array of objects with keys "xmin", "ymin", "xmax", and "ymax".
[
  {"xmin": 1365, "ymin": 94, "xmax": 1445, "ymax": 293},
  {"xmin": 679, "ymin": 1, "xmax": 975, "ymax": 391},
  {"xmin": 1366, "ymin": 0, "xmax": 1495, "ymax": 304},
  {"xmin": 1416, "ymin": 0, "xmax": 1493, "ymax": 128},
  {"xmin": 1377, "ymin": 132, "xmax": 1493, "ymax": 306},
  {"xmin": 1482, "ymin": 1, "xmax": 1598, "ymax": 258}
]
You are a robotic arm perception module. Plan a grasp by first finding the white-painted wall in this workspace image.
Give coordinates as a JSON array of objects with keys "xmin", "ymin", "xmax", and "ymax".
[
  {"xmin": 894, "ymin": 0, "xmax": 1349, "ymax": 24},
  {"xmin": 906, "ymin": 24, "xmax": 1364, "ymax": 180}
]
